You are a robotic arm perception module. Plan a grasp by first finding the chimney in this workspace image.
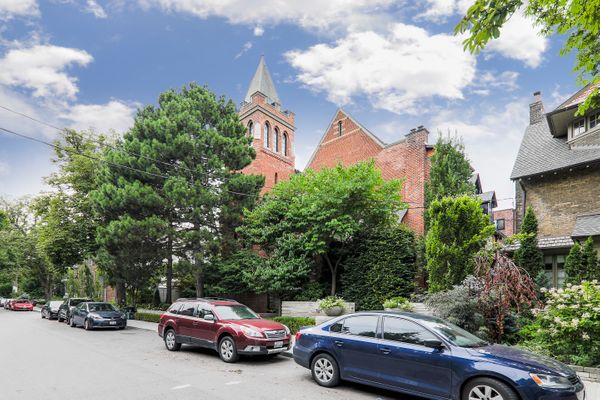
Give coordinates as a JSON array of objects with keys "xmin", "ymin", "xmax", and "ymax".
[{"xmin": 529, "ymin": 91, "xmax": 544, "ymax": 125}]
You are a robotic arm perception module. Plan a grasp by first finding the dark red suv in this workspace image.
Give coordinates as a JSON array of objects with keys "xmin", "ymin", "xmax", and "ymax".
[{"xmin": 158, "ymin": 298, "xmax": 291, "ymax": 363}]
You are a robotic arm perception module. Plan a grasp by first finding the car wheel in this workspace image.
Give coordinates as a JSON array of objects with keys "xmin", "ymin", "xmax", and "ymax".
[
  {"xmin": 41, "ymin": 312, "xmax": 45, "ymax": 319},
  {"xmin": 218, "ymin": 336, "xmax": 239, "ymax": 363},
  {"xmin": 311, "ymin": 353, "xmax": 340, "ymax": 388},
  {"xmin": 69, "ymin": 316, "xmax": 76, "ymax": 328},
  {"xmin": 164, "ymin": 329, "xmax": 181, "ymax": 351},
  {"xmin": 84, "ymin": 319, "xmax": 92, "ymax": 331},
  {"xmin": 57, "ymin": 314, "xmax": 63, "ymax": 322},
  {"xmin": 462, "ymin": 377, "xmax": 518, "ymax": 400}
]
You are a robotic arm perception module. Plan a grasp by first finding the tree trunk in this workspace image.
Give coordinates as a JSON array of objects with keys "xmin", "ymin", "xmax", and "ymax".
[
  {"xmin": 166, "ymin": 235, "xmax": 173, "ymax": 304},
  {"xmin": 116, "ymin": 281, "xmax": 126, "ymax": 306},
  {"xmin": 195, "ymin": 264, "xmax": 204, "ymax": 298},
  {"xmin": 324, "ymin": 254, "xmax": 339, "ymax": 296}
]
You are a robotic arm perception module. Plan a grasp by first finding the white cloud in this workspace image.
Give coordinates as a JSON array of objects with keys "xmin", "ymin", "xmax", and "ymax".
[
  {"xmin": 285, "ymin": 24, "xmax": 476, "ymax": 114},
  {"xmin": 430, "ymin": 99, "xmax": 529, "ymax": 209},
  {"xmin": 253, "ymin": 26, "xmax": 264, "ymax": 37},
  {"xmin": 417, "ymin": 0, "xmax": 471, "ymax": 22},
  {"xmin": 234, "ymin": 41, "xmax": 252, "ymax": 60},
  {"xmin": 60, "ymin": 100, "xmax": 137, "ymax": 134},
  {"xmin": 486, "ymin": 10, "xmax": 547, "ymax": 68},
  {"xmin": 470, "ymin": 70, "xmax": 519, "ymax": 96},
  {"xmin": 0, "ymin": 45, "xmax": 93, "ymax": 100},
  {"xmin": 0, "ymin": 0, "xmax": 39, "ymax": 20},
  {"xmin": 85, "ymin": 0, "xmax": 108, "ymax": 18},
  {"xmin": 137, "ymin": 0, "xmax": 396, "ymax": 35}
]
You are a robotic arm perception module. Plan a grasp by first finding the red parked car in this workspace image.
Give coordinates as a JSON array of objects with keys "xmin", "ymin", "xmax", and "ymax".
[
  {"xmin": 12, "ymin": 299, "xmax": 34, "ymax": 311},
  {"xmin": 158, "ymin": 298, "xmax": 291, "ymax": 363}
]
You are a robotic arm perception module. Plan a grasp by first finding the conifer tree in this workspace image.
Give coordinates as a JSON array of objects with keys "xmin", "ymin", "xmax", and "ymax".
[
  {"xmin": 513, "ymin": 206, "xmax": 543, "ymax": 277},
  {"xmin": 581, "ymin": 237, "xmax": 599, "ymax": 281},
  {"xmin": 564, "ymin": 242, "xmax": 584, "ymax": 285}
]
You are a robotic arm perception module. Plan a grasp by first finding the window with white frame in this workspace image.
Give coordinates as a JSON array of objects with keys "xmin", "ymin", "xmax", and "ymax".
[
  {"xmin": 590, "ymin": 112, "xmax": 600, "ymax": 130},
  {"xmin": 573, "ymin": 119, "xmax": 586, "ymax": 137}
]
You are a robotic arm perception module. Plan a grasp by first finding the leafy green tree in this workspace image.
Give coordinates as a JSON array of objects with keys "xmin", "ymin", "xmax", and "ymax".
[
  {"xmin": 424, "ymin": 136, "xmax": 475, "ymax": 229},
  {"xmin": 0, "ymin": 210, "xmax": 8, "ymax": 231},
  {"xmin": 565, "ymin": 242, "xmax": 585, "ymax": 285},
  {"xmin": 581, "ymin": 237, "xmax": 600, "ymax": 281},
  {"xmin": 426, "ymin": 195, "xmax": 496, "ymax": 292},
  {"xmin": 341, "ymin": 223, "xmax": 416, "ymax": 310},
  {"xmin": 456, "ymin": 0, "xmax": 600, "ymax": 114},
  {"xmin": 240, "ymin": 161, "xmax": 405, "ymax": 295},
  {"xmin": 513, "ymin": 206, "xmax": 544, "ymax": 277}
]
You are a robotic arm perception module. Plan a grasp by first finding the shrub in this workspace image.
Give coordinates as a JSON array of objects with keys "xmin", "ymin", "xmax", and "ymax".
[
  {"xmin": 341, "ymin": 224, "xmax": 416, "ymax": 310},
  {"xmin": 134, "ymin": 311, "xmax": 162, "ymax": 323},
  {"xmin": 383, "ymin": 297, "xmax": 414, "ymax": 311},
  {"xmin": 520, "ymin": 281, "xmax": 600, "ymax": 367},
  {"xmin": 270, "ymin": 317, "xmax": 315, "ymax": 334},
  {"xmin": 317, "ymin": 296, "xmax": 345, "ymax": 310},
  {"xmin": 512, "ymin": 206, "xmax": 543, "ymax": 277}
]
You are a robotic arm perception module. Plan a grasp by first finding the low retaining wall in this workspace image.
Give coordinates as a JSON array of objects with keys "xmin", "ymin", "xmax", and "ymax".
[
  {"xmin": 281, "ymin": 301, "xmax": 355, "ymax": 317},
  {"xmin": 571, "ymin": 366, "xmax": 600, "ymax": 383}
]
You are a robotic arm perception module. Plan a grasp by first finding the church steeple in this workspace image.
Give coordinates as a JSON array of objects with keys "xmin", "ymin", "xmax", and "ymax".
[{"xmin": 244, "ymin": 55, "xmax": 280, "ymax": 105}]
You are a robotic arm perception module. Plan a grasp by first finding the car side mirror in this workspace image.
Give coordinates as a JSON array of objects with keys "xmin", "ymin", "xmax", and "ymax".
[
  {"xmin": 423, "ymin": 339, "xmax": 445, "ymax": 350},
  {"xmin": 203, "ymin": 314, "xmax": 215, "ymax": 321}
]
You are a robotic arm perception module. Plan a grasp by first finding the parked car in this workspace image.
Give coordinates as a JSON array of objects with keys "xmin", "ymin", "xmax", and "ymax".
[
  {"xmin": 57, "ymin": 298, "xmax": 93, "ymax": 322},
  {"xmin": 69, "ymin": 302, "xmax": 127, "ymax": 330},
  {"xmin": 294, "ymin": 311, "xmax": 586, "ymax": 400},
  {"xmin": 12, "ymin": 299, "xmax": 34, "ymax": 311},
  {"xmin": 158, "ymin": 298, "xmax": 291, "ymax": 363},
  {"xmin": 0, "ymin": 297, "xmax": 6, "ymax": 308},
  {"xmin": 41, "ymin": 300, "xmax": 64, "ymax": 319},
  {"xmin": 4, "ymin": 299, "xmax": 14, "ymax": 310}
]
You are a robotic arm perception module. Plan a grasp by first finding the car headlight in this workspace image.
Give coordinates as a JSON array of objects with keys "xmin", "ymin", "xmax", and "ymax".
[
  {"xmin": 89, "ymin": 313, "xmax": 103, "ymax": 320},
  {"xmin": 530, "ymin": 373, "xmax": 573, "ymax": 389},
  {"xmin": 283, "ymin": 325, "xmax": 291, "ymax": 336},
  {"xmin": 240, "ymin": 326, "xmax": 263, "ymax": 338}
]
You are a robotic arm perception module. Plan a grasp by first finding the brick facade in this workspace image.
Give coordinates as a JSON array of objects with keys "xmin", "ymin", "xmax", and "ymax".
[
  {"xmin": 492, "ymin": 208, "xmax": 516, "ymax": 237},
  {"xmin": 307, "ymin": 109, "xmax": 432, "ymax": 234}
]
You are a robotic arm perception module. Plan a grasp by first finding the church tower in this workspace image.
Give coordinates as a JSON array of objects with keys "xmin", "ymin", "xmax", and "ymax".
[{"xmin": 239, "ymin": 56, "xmax": 295, "ymax": 192}]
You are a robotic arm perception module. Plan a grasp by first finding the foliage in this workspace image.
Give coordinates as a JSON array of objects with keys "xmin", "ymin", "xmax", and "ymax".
[
  {"xmin": 513, "ymin": 206, "xmax": 544, "ymax": 278},
  {"xmin": 581, "ymin": 237, "xmax": 600, "ymax": 281},
  {"xmin": 521, "ymin": 281, "xmax": 600, "ymax": 367},
  {"xmin": 425, "ymin": 195, "xmax": 496, "ymax": 292},
  {"xmin": 341, "ymin": 223, "xmax": 416, "ymax": 310},
  {"xmin": 270, "ymin": 316, "xmax": 316, "ymax": 334},
  {"xmin": 565, "ymin": 242, "xmax": 585, "ymax": 285},
  {"xmin": 317, "ymin": 296, "xmax": 346, "ymax": 310},
  {"xmin": 424, "ymin": 136, "xmax": 476, "ymax": 228},
  {"xmin": 287, "ymin": 282, "xmax": 326, "ymax": 301},
  {"xmin": 239, "ymin": 161, "xmax": 405, "ymax": 295},
  {"xmin": 0, "ymin": 210, "xmax": 7, "ymax": 231},
  {"xmin": 134, "ymin": 311, "xmax": 162, "ymax": 323},
  {"xmin": 383, "ymin": 297, "xmax": 414, "ymax": 311},
  {"xmin": 456, "ymin": 0, "xmax": 600, "ymax": 115}
]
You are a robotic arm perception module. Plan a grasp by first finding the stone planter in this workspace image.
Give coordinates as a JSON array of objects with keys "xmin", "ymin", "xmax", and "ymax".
[
  {"xmin": 384, "ymin": 307, "xmax": 403, "ymax": 312},
  {"xmin": 322, "ymin": 306, "xmax": 344, "ymax": 316}
]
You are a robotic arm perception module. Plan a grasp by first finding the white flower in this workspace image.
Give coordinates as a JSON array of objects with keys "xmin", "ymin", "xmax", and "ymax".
[
  {"xmin": 582, "ymin": 312, "xmax": 591, "ymax": 319},
  {"xmin": 557, "ymin": 304, "xmax": 566, "ymax": 309},
  {"xmin": 571, "ymin": 304, "xmax": 580, "ymax": 309},
  {"xmin": 571, "ymin": 318, "xmax": 580, "ymax": 328},
  {"xmin": 592, "ymin": 279, "xmax": 598, "ymax": 285},
  {"xmin": 540, "ymin": 287, "xmax": 548, "ymax": 293},
  {"xmin": 554, "ymin": 317, "xmax": 562, "ymax": 323},
  {"xmin": 582, "ymin": 332, "xmax": 590, "ymax": 340}
]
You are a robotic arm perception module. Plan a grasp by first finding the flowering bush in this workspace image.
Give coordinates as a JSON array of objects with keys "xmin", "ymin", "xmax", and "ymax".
[
  {"xmin": 521, "ymin": 281, "xmax": 600, "ymax": 367},
  {"xmin": 316, "ymin": 296, "xmax": 345, "ymax": 311},
  {"xmin": 383, "ymin": 296, "xmax": 414, "ymax": 311}
]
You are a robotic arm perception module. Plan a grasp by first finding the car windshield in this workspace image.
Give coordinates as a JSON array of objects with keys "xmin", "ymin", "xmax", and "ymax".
[
  {"xmin": 215, "ymin": 305, "xmax": 259, "ymax": 320},
  {"xmin": 49, "ymin": 301, "xmax": 62, "ymax": 308},
  {"xmin": 70, "ymin": 299, "xmax": 90, "ymax": 306},
  {"xmin": 88, "ymin": 303, "xmax": 116, "ymax": 312},
  {"xmin": 422, "ymin": 319, "xmax": 488, "ymax": 348},
  {"xmin": 16, "ymin": 300, "xmax": 30, "ymax": 304}
]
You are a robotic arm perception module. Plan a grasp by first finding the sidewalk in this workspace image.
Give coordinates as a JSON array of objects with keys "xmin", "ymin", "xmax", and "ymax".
[{"xmin": 584, "ymin": 379, "xmax": 599, "ymax": 398}]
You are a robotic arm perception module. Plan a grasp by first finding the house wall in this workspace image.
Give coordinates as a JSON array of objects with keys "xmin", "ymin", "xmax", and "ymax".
[
  {"xmin": 493, "ymin": 208, "xmax": 516, "ymax": 237},
  {"xmin": 515, "ymin": 166, "xmax": 600, "ymax": 238}
]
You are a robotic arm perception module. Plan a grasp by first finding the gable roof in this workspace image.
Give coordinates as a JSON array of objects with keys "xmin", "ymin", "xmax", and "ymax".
[
  {"xmin": 554, "ymin": 82, "xmax": 600, "ymax": 111},
  {"xmin": 510, "ymin": 117, "xmax": 600, "ymax": 179},
  {"xmin": 245, "ymin": 55, "xmax": 280, "ymax": 104}
]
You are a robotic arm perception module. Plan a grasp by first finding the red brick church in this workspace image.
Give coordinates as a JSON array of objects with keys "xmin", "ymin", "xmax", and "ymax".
[{"xmin": 239, "ymin": 57, "xmax": 434, "ymax": 235}]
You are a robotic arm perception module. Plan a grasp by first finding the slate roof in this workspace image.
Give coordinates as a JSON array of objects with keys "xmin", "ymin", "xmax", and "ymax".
[
  {"xmin": 503, "ymin": 236, "xmax": 575, "ymax": 252},
  {"xmin": 572, "ymin": 214, "xmax": 600, "ymax": 238},
  {"xmin": 477, "ymin": 191, "xmax": 496, "ymax": 204},
  {"xmin": 245, "ymin": 55, "xmax": 280, "ymax": 104},
  {"xmin": 510, "ymin": 118, "xmax": 600, "ymax": 179}
]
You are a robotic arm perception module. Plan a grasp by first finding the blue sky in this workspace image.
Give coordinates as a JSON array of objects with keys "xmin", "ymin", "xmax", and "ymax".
[{"xmin": 0, "ymin": 0, "xmax": 580, "ymax": 209}]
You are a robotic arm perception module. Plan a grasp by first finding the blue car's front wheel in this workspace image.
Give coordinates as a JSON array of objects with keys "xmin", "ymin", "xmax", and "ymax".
[
  {"xmin": 311, "ymin": 354, "xmax": 340, "ymax": 388},
  {"xmin": 462, "ymin": 377, "xmax": 518, "ymax": 400}
]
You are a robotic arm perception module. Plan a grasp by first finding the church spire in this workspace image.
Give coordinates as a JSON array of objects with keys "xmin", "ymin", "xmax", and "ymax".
[{"xmin": 245, "ymin": 55, "xmax": 280, "ymax": 105}]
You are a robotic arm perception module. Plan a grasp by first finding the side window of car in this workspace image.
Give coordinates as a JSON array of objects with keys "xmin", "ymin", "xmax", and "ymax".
[
  {"xmin": 179, "ymin": 302, "xmax": 196, "ymax": 317},
  {"xmin": 340, "ymin": 316, "xmax": 379, "ymax": 338},
  {"xmin": 383, "ymin": 317, "xmax": 438, "ymax": 346},
  {"xmin": 168, "ymin": 303, "xmax": 182, "ymax": 315},
  {"xmin": 329, "ymin": 321, "xmax": 343, "ymax": 333},
  {"xmin": 196, "ymin": 303, "xmax": 212, "ymax": 319}
]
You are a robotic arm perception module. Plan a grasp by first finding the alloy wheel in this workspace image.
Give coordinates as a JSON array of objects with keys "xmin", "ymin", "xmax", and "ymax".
[
  {"xmin": 469, "ymin": 385, "xmax": 504, "ymax": 400},
  {"xmin": 314, "ymin": 358, "xmax": 334, "ymax": 383},
  {"xmin": 165, "ymin": 331, "xmax": 176, "ymax": 350},
  {"xmin": 220, "ymin": 339, "xmax": 234, "ymax": 361}
]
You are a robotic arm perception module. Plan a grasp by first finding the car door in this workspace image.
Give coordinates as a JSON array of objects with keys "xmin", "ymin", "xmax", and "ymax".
[
  {"xmin": 329, "ymin": 315, "xmax": 381, "ymax": 384},
  {"xmin": 177, "ymin": 302, "xmax": 197, "ymax": 343},
  {"xmin": 73, "ymin": 303, "xmax": 87, "ymax": 325},
  {"xmin": 376, "ymin": 317, "xmax": 452, "ymax": 398},
  {"xmin": 191, "ymin": 303, "xmax": 219, "ymax": 347}
]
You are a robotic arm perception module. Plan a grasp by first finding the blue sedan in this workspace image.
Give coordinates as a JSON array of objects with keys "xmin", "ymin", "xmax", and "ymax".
[{"xmin": 293, "ymin": 312, "xmax": 586, "ymax": 400}]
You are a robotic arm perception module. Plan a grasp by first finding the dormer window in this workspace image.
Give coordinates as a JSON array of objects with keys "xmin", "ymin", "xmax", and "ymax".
[
  {"xmin": 590, "ymin": 112, "xmax": 599, "ymax": 130},
  {"xmin": 573, "ymin": 119, "xmax": 586, "ymax": 137}
]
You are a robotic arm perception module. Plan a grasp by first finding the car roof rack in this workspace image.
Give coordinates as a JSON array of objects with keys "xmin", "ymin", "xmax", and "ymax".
[{"xmin": 174, "ymin": 297, "xmax": 239, "ymax": 303}]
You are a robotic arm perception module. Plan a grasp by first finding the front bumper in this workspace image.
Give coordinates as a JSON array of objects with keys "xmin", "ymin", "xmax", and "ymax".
[
  {"xmin": 519, "ymin": 382, "xmax": 586, "ymax": 400},
  {"xmin": 89, "ymin": 319, "xmax": 127, "ymax": 328},
  {"xmin": 237, "ymin": 337, "xmax": 291, "ymax": 356}
]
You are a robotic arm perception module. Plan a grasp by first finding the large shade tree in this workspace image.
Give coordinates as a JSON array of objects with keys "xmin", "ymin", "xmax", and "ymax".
[{"xmin": 239, "ymin": 161, "xmax": 405, "ymax": 295}]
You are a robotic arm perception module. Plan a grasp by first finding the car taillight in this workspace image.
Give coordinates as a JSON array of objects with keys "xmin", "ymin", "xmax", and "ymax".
[{"xmin": 295, "ymin": 331, "xmax": 302, "ymax": 342}]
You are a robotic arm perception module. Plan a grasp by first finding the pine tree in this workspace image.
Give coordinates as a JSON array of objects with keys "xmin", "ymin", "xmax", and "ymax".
[
  {"xmin": 564, "ymin": 242, "xmax": 584, "ymax": 285},
  {"xmin": 513, "ymin": 206, "xmax": 544, "ymax": 278},
  {"xmin": 581, "ymin": 237, "xmax": 599, "ymax": 281}
]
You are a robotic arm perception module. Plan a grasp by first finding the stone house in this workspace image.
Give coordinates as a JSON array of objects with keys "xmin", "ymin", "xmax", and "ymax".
[{"xmin": 510, "ymin": 87, "xmax": 600, "ymax": 287}]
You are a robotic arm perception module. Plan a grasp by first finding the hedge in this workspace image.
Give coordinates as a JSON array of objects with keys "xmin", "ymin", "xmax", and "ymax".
[
  {"xmin": 269, "ymin": 316, "xmax": 315, "ymax": 334},
  {"xmin": 134, "ymin": 311, "xmax": 162, "ymax": 323}
]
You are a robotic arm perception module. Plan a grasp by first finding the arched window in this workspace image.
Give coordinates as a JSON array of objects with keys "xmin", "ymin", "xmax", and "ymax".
[
  {"xmin": 283, "ymin": 132, "xmax": 289, "ymax": 157},
  {"xmin": 247, "ymin": 121, "xmax": 253, "ymax": 137},
  {"xmin": 264, "ymin": 122, "xmax": 270, "ymax": 148},
  {"xmin": 337, "ymin": 121, "xmax": 343, "ymax": 136},
  {"xmin": 274, "ymin": 127, "xmax": 280, "ymax": 153}
]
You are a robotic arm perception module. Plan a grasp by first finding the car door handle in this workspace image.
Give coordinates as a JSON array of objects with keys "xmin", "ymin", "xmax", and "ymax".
[
  {"xmin": 334, "ymin": 340, "xmax": 344, "ymax": 347},
  {"xmin": 379, "ymin": 347, "xmax": 391, "ymax": 354}
]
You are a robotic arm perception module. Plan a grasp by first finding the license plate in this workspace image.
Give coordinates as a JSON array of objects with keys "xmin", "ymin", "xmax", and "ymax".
[
  {"xmin": 109, "ymin": 321, "xmax": 117, "ymax": 325},
  {"xmin": 274, "ymin": 341, "xmax": 283, "ymax": 348}
]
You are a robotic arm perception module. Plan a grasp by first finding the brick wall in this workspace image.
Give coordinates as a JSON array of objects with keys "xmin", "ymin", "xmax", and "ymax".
[
  {"xmin": 308, "ymin": 110, "xmax": 430, "ymax": 234},
  {"xmin": 515, "ymin": 166, "xmax": 600, "ymax": 237},
  {"xmin": 493, "ymin": 208, "xmax": 516, "ymax": 237}
]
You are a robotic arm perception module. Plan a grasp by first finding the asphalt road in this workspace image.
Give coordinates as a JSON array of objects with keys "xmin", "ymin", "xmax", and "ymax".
[{"xmin": 0, "ymin": 309, "xmax": 411, "ymax": 400}]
